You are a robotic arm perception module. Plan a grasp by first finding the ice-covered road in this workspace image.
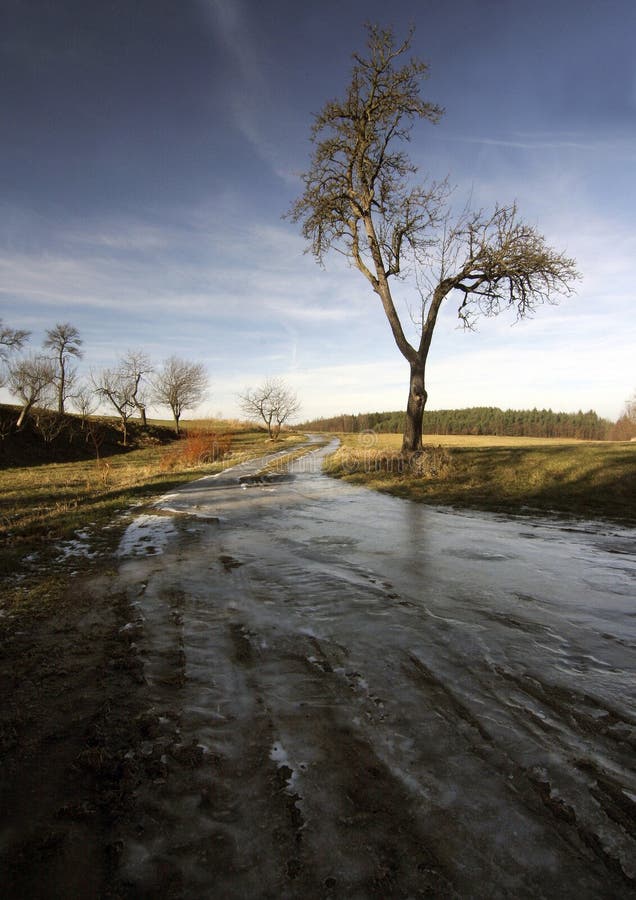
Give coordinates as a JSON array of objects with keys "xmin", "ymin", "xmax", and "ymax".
[{"xmin": 114, "ymin": 437, "xmax": 636, "ymax": 898}]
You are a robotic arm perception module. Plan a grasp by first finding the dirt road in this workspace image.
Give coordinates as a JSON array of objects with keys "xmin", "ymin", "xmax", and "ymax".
[{"xmin": 2, "ymin": 437, "xmax": 635, "ymax": 898}]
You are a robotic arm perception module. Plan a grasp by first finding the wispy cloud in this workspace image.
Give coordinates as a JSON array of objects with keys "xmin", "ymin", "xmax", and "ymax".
[
  {"xmin": 445, "ymin": 132, "xmax": 636, "ymax": 157},
  {"xmin": 195, "ymin": 0, "xmax": 290, "ymax": 179}
]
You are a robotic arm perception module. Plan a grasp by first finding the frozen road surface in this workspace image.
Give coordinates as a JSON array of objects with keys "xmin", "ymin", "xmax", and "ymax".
[{"xmin": 113, "ymin": 438, "xmax": 636, "ymax": 898}]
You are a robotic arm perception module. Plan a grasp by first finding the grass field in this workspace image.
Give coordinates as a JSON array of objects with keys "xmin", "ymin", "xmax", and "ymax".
[
  {"xmin": 0, "ymin": 425, "xmax": 306, "ymax": 611},
  {"xmin": 2, "ymin": 424, "xmax": 634, "ymax": 616},
  {"xmin": 323, "ymin": 433, "xmax": 636, "ymax": 525}
]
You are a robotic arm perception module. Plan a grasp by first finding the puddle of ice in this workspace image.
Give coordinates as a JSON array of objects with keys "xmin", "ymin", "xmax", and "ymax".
[{"xmin": 117, "ymin": 514, "xmax": 178, "ymax": 557}]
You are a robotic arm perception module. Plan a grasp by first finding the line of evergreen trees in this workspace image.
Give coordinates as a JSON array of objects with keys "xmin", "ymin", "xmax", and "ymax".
[{"xmin": 301, "ymin": 407, "xmax": 613, "ymax": 440}]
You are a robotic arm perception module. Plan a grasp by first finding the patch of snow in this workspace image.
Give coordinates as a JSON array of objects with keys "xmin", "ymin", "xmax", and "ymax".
[
  {"xmin": 55, "ymin": 537, "xmax": 98, "ymax": 562},
  {"xmin": 117, "ymin": 514, "xmax": 178, "ymax": 558},
  {"xmin": 270, "ymin": 742, "xmax": 289, "ymax": 766}
]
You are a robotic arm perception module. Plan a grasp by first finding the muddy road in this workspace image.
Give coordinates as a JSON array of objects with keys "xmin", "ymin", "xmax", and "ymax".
[{"xmin": 2, "ymin": 437, "xmax": 636, "ymax": 898}]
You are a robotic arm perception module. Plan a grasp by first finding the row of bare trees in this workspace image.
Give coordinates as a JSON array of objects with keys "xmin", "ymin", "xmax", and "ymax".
[
  {"xmin": 92, "ymin": 352, "xmax": 208, "ymax": 442},
  {"xmin": 0, "ymin": 319, "xmax": 208, "ymax": 442},
  {"xmin": 2, "ymin": 318, "xmax": 303, "ymax": 445}
]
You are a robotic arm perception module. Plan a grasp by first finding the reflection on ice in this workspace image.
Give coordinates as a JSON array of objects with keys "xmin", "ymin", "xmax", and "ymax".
[
  {"xmin": 116, "ymin": 513, "xmax": 178, "ymax": 557},
  {"xmin": 112, "ymin": 436, "xmax": 636, "ymax": 897}
]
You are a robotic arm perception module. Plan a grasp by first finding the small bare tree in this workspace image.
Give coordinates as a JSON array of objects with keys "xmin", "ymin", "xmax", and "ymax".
[
  {"xmin": 151, "ymin": 357, "xmax": 208, "ymax": 435},
  {"xmin": 239, "ymin": 378, "xmax": 301, "ymax": 440},
  {"xmin": 33, "ymin": 410, "xmax": 67, "ymax": 444},
  {"xmin": 289, "ymin": 25, "xmax": 579, "ymax": 451},
  {"xmin": 120, "ymin": 349, "xmax": 153, "ymax": 426},
  {"xmin": 8, "ymin": 355, "xmax": 56, "ymax": 428},
  {"xmin": 92, "ymin": 367, "xmax": 136, "ymax": 446},
  {"xmin": 72, "ymin": 381, "xmax": 99, "ymax": 427},
  {"xmin": 43, "ymin": 322, "xmax": 83, "ymax": 414}
]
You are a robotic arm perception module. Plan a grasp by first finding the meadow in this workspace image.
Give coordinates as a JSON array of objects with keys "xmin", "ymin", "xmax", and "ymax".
[
  {"xmin": 324, "ymin": 433, "xmax": 636, "ymax": 525},
  {"xmin": 0, "ymin": 422, "xmax": 305, "ymax": 610},
  {"xmin": 2, "ymin": 424, "xmax": 634, "ymax": 616}
]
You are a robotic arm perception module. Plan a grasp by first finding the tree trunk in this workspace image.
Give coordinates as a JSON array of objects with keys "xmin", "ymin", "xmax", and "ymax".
[
  {"xmin": 58, "ymin": 355, "xmax": 65, "ymax": 415},
  {"xmin": 402, "ymin": 362, "xmax": 427, "ymax": 452},
  {"xmin": 17, "ymin": 403, "xmax": 31, "ymax": 429},
  {"xmin": 174, "ymin": 414, "xmax": 180, "ymax": 437},
  {"xmin": 58, "ymin": 377, "xmax": 64, "ymax": 414}
]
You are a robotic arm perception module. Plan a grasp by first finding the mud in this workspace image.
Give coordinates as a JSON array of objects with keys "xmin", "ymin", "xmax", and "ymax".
[{"xmin": 1, "ymin": 437, "xmax": 635, "ymax": 898}]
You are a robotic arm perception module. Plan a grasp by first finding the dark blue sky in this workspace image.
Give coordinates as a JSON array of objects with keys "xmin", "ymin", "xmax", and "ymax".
[{"xmin": 1, "ymin": 0, "xmax": 635, "ymax": 417}]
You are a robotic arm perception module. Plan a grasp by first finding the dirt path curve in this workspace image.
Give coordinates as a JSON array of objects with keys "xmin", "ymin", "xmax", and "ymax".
[{"xmin": 2, "ymin": 436, "xmax": 635, "ymax": 898}]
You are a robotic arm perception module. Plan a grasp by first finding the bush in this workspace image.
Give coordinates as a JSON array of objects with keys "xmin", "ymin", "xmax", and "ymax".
[{"xmin": 160, "ymin": 431, "xmax": 233, "ymax": 471}]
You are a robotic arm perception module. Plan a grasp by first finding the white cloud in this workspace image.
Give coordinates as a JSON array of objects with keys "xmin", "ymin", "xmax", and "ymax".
[{"xmin": 1, "ymin": 166, "xmax": 633, "ymax": 424}]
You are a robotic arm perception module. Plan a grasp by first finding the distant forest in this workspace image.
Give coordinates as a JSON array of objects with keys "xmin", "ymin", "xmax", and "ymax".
[{"xmin": 300, "ymin": 407, "xmax": 614, "ymax": 441}]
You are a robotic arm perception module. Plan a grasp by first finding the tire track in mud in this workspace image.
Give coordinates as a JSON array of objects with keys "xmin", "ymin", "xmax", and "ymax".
[
  {"xmin": 108, "ymin": 525, "xmax": 460, "ymax": 898},
  {"xmin": 229, "ymin": 626, "xmax": 458, "ymax": 899},
  {"xmin": 255, "ymin": 544, "xmax": 636, "ymax": 895},
  {"xmin": 402, "ymin": 651, "xmax": 636, "ymax": 891},
  {"xmin": 101, "ymin": 442, "xmax": 636, "ymax": 898}
]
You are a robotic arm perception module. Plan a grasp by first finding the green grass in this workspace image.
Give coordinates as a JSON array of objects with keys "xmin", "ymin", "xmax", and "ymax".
[{"xmin": 323, "ymin": 433, "xmax": 636, "ymax": 525}]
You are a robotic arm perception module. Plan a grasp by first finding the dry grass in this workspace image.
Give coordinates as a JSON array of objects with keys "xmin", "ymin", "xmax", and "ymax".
[
  {"xmin": 180, "ymin": 416, "xmax": 253, "ymax": 433},
  {"xmin": 160, "ymin": 430, "xmax": 234, "ymax": 470},
  {"xmin": 339, "ymin": 432, "xmax": 589, "ymax": 449},
  {"xmin": 324, "ymin": 433, "xmax": 636, "ymax": 524},
  {"xmin": 0, "ymin": 426, "xmax": 310, "ymax": 616},
  {"xmin": 0, "ymin": 427, "xmax": 307, "ymax": 589}
]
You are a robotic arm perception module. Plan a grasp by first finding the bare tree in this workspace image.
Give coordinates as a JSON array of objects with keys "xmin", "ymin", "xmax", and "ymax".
[
  {"xmin": 33, "ymin": 410, "xmax": 67, "ymax": 445},
  {"xmin": 289, "ymin": 25, "xmax": 579, "ymax": 452},
  {"xmin": 8, "ymin": 355, "xmax": 56, "ymax": 428},
  {"xmin": 43, "ymin": 322, "xmax": 83, "ymax": 414},
  {"xmin": 239, "ymin": 377, "xmax": 301, "ymax": 440},
  {"xmin": 120, "ymin": 349, "xmax": 153, "ymax": 426},
  {"xmin": 151, "ymin": 356, "xmax": 208, "ymax": 435},
  {"xmin": 72, "ymin": 381, "xmax": 99, "ymax": 426},
  {"xmin": 0, "ymin": 319, "xmax": 30, "ymax": 386},
  {"xmin": 92, "ymin": 367, "xmax": 136, "ymax": 446}
]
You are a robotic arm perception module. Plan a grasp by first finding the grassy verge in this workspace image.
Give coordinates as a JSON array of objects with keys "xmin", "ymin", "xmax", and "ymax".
[
  {"xmin": 323, "ymin": 433, "xmax": 636, "ymax": 525},
  {"xmin": 0, "ymin": 428, "xmax": 306, "ymax": 614}
]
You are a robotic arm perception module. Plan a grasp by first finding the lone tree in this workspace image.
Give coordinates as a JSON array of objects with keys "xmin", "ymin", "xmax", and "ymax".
[
  {"xmin": 152, "ymin": 357, "xmax": 208, "ymax": 435},
  {"xmin": 289, "ymin": 25, "xmax": 579, "ymax": 452},
  {"xmin": 43, "ymin": 322, "xmax": 83, "ymax": 415},
  {"xmin": 239, "ymin": 377, "xmax": 300, "ymax": 440}
]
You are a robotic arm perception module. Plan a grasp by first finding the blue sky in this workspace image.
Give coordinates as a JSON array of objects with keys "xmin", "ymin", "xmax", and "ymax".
[{"xmin": 1, "ymin": 0, "xmax": 635, "ymax": 421}]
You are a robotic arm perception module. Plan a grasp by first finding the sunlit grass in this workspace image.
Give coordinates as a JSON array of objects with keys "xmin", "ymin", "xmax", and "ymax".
[
  {"xmin": 324, "ymin": 433, "xmax": 636, "ymax": 524},
  {"xmin": 1, "ymin": 425, "xmax": 309, "ymax": 612},
  {"xmin": 0, "ymin": 427, "xmax": 303, "ymax": 561}
]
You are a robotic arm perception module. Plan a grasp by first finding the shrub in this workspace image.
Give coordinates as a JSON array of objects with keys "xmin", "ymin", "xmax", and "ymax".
[{"xmin": 160, "ymin": 431, "xmax": 233, "ymax": 471}]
